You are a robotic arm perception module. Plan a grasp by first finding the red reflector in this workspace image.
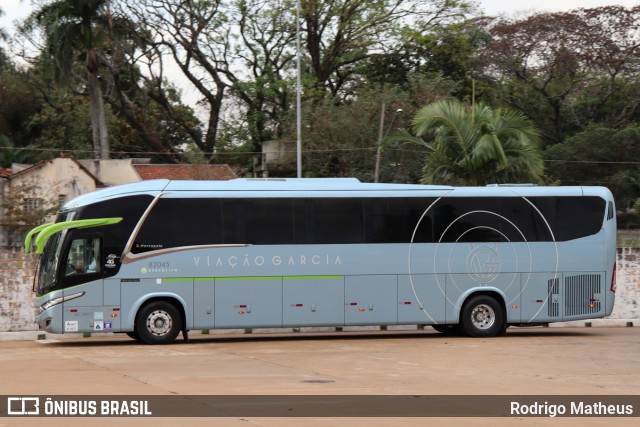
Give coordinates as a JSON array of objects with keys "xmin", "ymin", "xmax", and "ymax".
[
  {"xmin": 404, "ymin": 302, "xmax": 412, "ymax": 305},
  {"xmin": 295, "ymin": 304, "xmax": 303, "ymax": 307},
  {"xmin": 350, "ymin": 302, "xmax": 357, "ymax": 306},
  {"xmin": 113, "ymin": 308, "xmax": 120, "ymax": 311},
  {"xmin": 536, "ymin": 300, "xmax": 544, "ymax": 303},
  {"xmin": 611, "ymin": 262, "xmax": 617, "ymax": 293},
  {"xmin": 70, "ymin": 309, "xmax": 78, "ymax": 313}
]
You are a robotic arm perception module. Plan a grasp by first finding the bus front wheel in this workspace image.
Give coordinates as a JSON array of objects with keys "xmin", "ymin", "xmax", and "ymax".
[
  {"xmin": 135, "ymin": 301, "xmax": 182, "ymax": 345},
  {"xmin": 460, "ymin": 295, "xmax": 505, "ymax": 338}
]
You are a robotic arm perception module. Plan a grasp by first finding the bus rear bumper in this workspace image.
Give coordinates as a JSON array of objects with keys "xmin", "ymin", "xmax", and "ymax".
[{"xmin": 605, "ymin": 291, "xmax": 616, "ymax": 317}]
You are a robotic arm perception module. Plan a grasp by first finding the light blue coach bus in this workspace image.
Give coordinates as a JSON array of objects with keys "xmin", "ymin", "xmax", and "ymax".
[{"xmin": 25, "ymin": 178, "xmax": 617, "ymax": 344}]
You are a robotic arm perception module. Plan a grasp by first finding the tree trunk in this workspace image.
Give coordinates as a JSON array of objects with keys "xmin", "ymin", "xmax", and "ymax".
[{"xmin": 87, "ymin": 52, "xmax": 110, "ymax": 160}]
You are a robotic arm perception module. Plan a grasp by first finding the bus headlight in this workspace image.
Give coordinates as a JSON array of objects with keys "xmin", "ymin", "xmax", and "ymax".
[{"xmin": 39, "ymin": 292, "xmax": 85, "ymax": 312}]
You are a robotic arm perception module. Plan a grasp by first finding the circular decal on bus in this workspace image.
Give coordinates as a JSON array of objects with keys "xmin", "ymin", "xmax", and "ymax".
[{"xmin": 407, "ymin": 192, "xmax": 559, "ymax": 324}]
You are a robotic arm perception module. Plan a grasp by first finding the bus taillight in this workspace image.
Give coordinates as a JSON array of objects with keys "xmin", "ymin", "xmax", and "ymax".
[{"xmin": 611, "ymin": 262, "xmax": 617, "ymax": 293}]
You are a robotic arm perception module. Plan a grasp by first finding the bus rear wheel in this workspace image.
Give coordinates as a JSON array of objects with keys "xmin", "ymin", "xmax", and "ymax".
[
  {"xmin": 135, "ymin": 301, "xmax": 182, "ymax": 345},
  {"xmin": 460, "ymin": 295, "xmax": 505, "ymax": 338}
]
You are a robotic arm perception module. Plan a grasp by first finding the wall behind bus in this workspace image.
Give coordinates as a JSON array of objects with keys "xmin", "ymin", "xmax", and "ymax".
[
  {"xmin": 0, "ymin": 247, "xmax": 38, "ymax": 331},
  {"xmin": 0, "ymin": 246, "xmax": 638, "ymax": 332},
  {"xmin": 614, "ymin": 247, "xmax": 640, "ymax": 320}
]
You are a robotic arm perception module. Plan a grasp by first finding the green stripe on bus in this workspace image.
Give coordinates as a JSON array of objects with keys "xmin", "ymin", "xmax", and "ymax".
[{"xmin": 163, "ymin": 275, "xmax": 343, "ymax": 282}]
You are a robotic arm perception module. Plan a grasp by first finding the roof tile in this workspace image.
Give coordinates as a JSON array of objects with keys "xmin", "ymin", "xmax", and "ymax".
[{"xmin": 133, "ymin": 164, "xmax": 237, "ymax": 181}]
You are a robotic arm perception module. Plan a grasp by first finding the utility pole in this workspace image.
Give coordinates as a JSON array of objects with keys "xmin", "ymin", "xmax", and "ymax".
[
  {"xmin": 374, "ymin": 103, "xmax": 386, "ymax": 183},
  {"xmin": 374, "ymin": 105, "xmax": 402, "ymax": 183},
  {"xmin": 296, "ymin": 0, "xmax": 302, "ymax": 178}
]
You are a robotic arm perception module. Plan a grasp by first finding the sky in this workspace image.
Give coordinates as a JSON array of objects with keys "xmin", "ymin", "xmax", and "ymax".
[
  {"xmin": 1, "ymin": 0, "xmax": 639, "ymax": 30},
  {"xmin": 480, "ymin": 0, "xmax": 638, "ymax": 15}
]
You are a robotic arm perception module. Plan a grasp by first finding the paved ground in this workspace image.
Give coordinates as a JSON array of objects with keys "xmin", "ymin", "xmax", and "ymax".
[{"xmin": 0, "ymin": 327, "xmax": 638, "ymax": 427}]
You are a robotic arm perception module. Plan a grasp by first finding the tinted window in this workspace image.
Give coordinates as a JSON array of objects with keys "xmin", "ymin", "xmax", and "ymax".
[
  {"xmin": 430, "ymin": 196, "xmax": 604, "ymax": 243},
  {"xmin": 364, "ymin": 198, "xmax": 434, "ymax": 243},
  {"xmin": 132, "ymin": 195, "xmax": 606, "ymax": 248},
  {"xmin": 524, "ymin": 197, "xmax": 605, "ymax": 241},
  {"xmin": 501, "ymin": 197, "xmax": 554, "ymax": 241},
  {"xmin": 556, "ymin": 197, "xmax": 605, "ymax": 241},
  {"xmin": 76, "ymin": 195, "xmax": 153, "ymax": 274},
  {"xmin": 222, "ymin": 199, "xmax": 294, "ymax": 244},
  {"xmin": 134, "ymin": 198, "xmax": 222, "ymax": 253},
  {"xmin": 295, "ymin": 198, "xmax": 364, "ymax": 244},
  {"xmin": 433, "ymin": 198, "xmax": 502, "ymax": 243}
]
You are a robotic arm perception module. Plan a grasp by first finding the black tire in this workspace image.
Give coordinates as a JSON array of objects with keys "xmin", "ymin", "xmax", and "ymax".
[
  {"xmin": 460, "ymin": 295, "xmax": 505, "ymax": 338},
  {"xmin": 126, "ymin": 331, "xmax": 140, "ymax": 341},
  {"xmin": 431, "ymin": 324, "xmax": 461, "ymax": 335},
  {"xmin": 135, "ymin": 301, "xmax": 182, "ymax": 345}
]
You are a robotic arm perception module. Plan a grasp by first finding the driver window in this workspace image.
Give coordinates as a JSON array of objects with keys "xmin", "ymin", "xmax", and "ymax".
[{"xmin": 65, "ymin": 237, "xmax": 101, "ymax": 276}]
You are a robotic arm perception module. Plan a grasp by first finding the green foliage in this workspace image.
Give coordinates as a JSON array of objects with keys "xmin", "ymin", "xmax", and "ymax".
[
  {"xmin": 0, "ymin": 64, "xmax": 53, "ymax": 166},
  {"xmin": 1, "ymin": 2, "xmax": 640, "ymax": 224},
  {"xmin": 278, "ymin": 78, "xmax": 454, "ymax": 181},
  {"xmin": 544, "ymin": 124, "xmax": 640, "ymax": 208},
  {"xmin": 485, "ymin": 6, "xmax": 640, "ymax": 146},
  {"xmin": 412, "ymin": 99, "xmax": 544, "ymax": 186},
  {"xmin": 1, "ymin": 178, "xmax": 60, "ymax": 241}
]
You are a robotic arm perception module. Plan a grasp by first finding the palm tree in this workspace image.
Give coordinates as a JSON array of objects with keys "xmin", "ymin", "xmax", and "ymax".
[
  {"xmin": 29, "ymin": 0, "xmax": 114, "ymax": 159},
  {"xmin": 412, "ymin": 99, "xmax": 544, "ymax": 186}
]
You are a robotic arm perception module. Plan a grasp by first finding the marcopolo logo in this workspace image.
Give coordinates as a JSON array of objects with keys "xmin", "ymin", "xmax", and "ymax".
[{"xmin": 7, "ymin": 397, "xmax": 40, "ymax": 415}]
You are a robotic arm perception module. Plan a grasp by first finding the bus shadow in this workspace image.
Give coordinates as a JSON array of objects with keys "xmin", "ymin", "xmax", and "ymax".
[{"xmin": 44, "ymin": 327, "xmax": 595, "ymax": 347}]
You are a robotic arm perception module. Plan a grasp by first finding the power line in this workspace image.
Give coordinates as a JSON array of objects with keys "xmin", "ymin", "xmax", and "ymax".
[{"xmin": 3, "ymin": 145, "xmax": 640, "ymax": 165}]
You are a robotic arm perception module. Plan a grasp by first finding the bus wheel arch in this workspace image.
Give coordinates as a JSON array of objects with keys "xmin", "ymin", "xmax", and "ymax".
[
  {"xmin": 459, "ymin": 292, "xmax": 507, "ymax": 338},
  {"xmin": 134, "ymin": 298, "xmax": 185, "ymax": 345}
]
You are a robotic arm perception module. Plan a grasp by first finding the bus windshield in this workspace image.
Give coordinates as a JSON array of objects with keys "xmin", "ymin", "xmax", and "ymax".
[
  {"xmin": 33, "ymin": 211, "xmax": 76, "ymax": 295},
  {"xmin": 34, "ymin": 231, "xmax": 64, "ymax": 295}
]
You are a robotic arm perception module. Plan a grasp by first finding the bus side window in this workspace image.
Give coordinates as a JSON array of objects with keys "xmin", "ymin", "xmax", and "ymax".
[{"xmin": 65, "ymin": 237, "xmax": 101, "ymax": 276}]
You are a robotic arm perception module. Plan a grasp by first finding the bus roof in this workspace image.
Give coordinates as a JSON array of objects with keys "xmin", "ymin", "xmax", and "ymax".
[
  {"xmin": 163, "ymin": 178, "xmax": 452, "ymax": 192},
  {"xmin": 61, "ymin": 178, "xmax": 613, "ymax": 210}
]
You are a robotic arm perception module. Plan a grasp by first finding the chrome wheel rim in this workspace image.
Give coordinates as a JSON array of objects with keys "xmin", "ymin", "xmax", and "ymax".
[
  {"xmin": 471, "ymin": 304, "xmax": 495, "ymax": 330},
  {"xmin": 146, "ymin": 310, "xmax": 172, "ymax": 336}
]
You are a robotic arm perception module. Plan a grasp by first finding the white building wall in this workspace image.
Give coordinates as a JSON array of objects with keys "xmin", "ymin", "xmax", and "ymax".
[{"xmin": 78, "ymin": 159, "xmax": 143, "ymax": 186}]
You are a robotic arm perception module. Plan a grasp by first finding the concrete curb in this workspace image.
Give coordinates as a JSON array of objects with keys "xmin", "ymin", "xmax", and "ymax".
[{"xmin": 0, "ymin": 319, "xmax": 637, "ymax": 342}]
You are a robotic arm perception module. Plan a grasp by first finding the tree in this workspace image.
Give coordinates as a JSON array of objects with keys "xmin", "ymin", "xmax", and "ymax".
[
  {"xmin": 484, "ymin": 6, "xmax": 640, "ymax": 145},
  {"xmin": 301, "ymin": 0, "xmax": 473, "ymax": 98},
  {"xmin": 127, "ymin": 0, "xmax": 233, "ymax": 162},
  {"xmin": 14, "ymin": 1, "xmax": 198, "ymax": 163},
  {"xmin": 275, "ymin": 75, "xmax": 456, "ymax": 181},
  {"xmin": 0, "ymin": 63, "xmax": 47, "ymax": 165},
  {"xmin": 544, "ymin": 124, "xmax": 640, "ymax": 208},
  {"xmin": 124, "ymin": 0, "xmax": 473, "ymax": 167},
  {"xmin": 1, "ymin": 177, "xmax": 59, "ymax": 245},
  {"xmin": 222, "ymin": 0, "xmax": 297, "ymax": 157},
  {"xmin": 363, "ymin": 20, "xmax": 491, "ymax": 97},
  {"xmin": 0, "ymin": 6, "xmax": 7, "ymax": 67},
  {"xmin": 26, "ymin": 0, "xmax": 123, "ymax": 159},
  {"xmin": 412, "ymin": 99, "xmax": 544, "ymax": 186}
]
